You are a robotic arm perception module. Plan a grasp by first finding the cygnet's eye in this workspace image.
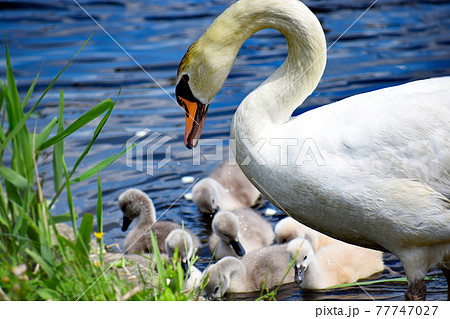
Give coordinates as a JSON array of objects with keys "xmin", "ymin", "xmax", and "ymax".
[
  {"xmin": 303, "ymin": 255, "xmax": 308, "ymax": 261},
  {"xmin": 281, "ymin": 238, "xmax": 287, "ymax": 244},
  {"xmin": 214, "ymin": 286, "xmax": 220, "ymax": 294}
]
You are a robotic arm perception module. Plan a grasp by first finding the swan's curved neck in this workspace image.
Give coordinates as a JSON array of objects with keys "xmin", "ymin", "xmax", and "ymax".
[
  {"xmin": 200, "ymin": 0, "xmax": 326, "ymax": 127},
  {"xmin": 139, "ymin": 204, "xmax": 156, "ymax": 227}
]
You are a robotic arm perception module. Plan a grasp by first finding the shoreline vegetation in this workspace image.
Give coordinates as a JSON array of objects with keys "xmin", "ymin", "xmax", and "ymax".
[{"xmin": 0, "ymin": 38, "xmax": 204, "ymax": 301}]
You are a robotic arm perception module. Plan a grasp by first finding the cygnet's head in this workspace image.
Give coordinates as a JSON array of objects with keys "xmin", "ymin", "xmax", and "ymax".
[
  {"xmin": 286, "ymin": 238, "xmax": 315, "ymax": 286},
  {"xmin": 212, "ymin": 211, "xmax": 245, "ymax": 257},
  {"xmin": 203, "ymin": 257, "xmax": 239, "ymax": 300},
  {"xmin": 275, "ymin": 217, "xmax": 306, "ymax": 244},
  {"xmin": 165, "ymin": 229, "xmax": 195, "ymax": 274},
  {"xmin": 118, "ymin": 188, "xmax": 155, "ymax": 232},
  {"xmin": 192, "ymin": 178, "xmax": 223, "ymax": 214}
]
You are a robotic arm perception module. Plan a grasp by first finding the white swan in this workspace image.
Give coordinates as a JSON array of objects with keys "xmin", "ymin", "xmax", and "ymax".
[
  {"xmin": 193, "ymin": 157, "xmax": 263, "ymax": 214},
  {"xmin": 203, "ymin": 244, "xmax": 294, "ymax": 299},
  {"xmin": 209, "ymin": 208, "xmax": 275, "ymax": 259},
  {"xmin": 275, "ymin": 216, "xmax": 334, "ymax": 250},
  {"xmin": 287, "ymin": 238, "xmax": 384, "ymax": 289},
  {"xmin": 175, "ymin": 0, "xmax": 450, "ymax": 300},
  {"xmin": 119, "ymin": 188, "xmax": 200, "ymax": 254}
]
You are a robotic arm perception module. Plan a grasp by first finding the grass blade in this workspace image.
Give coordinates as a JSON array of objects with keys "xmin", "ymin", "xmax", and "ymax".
[
  {"xmin": 96, "ymin": 174, "xmax": 104, "ymax": 265},
  {"xmin": 70, "ymin": 143, "xmax": 134, "ymax": 184},
  {"xmin": 37, "ymin": 203, "xmax": 53, "ymax": 266},
  {"xmin": 34, "ymin": 117, "xmax": 57, "ymax": 151},
  {"xmin": 151, "ymin": 232, "xmax": 167, "ymax": 289},
  {"xmin": 76, "ymin": 213, "xmax": 93, "ymax": 258},
  {"xmin": 39, "ymin": 98, "xmax": 114, "ymax": 151},
  {"xmin": 21, "ymin": 64, "xmax": 42, "ymax": 109},
  {"xmin": 52, "ymin": 91, "xmax": 65, "ymax": 192},
  {"xmin": 0, "ymin": 165, "xmax": 29, "ymax": 189},
  {"xmin": 4, "ymin": 36, "xmax": 21, "ymax": 116},
  {"xmin": 63, "ymin": 158, "xmax": 77, "ymax": 238},
  {"xmin": 327, "ymin": 277, "xmax": 410, "ymax": 289},
  {"xmin": 0, "ymin": 82, "xmax": 5, "ymax": 112},
  {"xmin": 52, "ymin": 213, "xmax": 73, "ymax": 224}
]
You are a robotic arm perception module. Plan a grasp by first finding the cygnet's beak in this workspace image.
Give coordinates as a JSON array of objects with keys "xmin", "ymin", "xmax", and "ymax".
[
  {"xmin": 121, "ymin": 216, "xmax": 132, "ymax": 232},
  {"xmin": 229, "ymin": 239, "xmax": 245, "ymax": 257},
  {"xmin": 294, "ymin": 264, "xmax": 306, "ymax": 286},
  {"xmin": 181, "ymin": 260, "xmax": 190, "ymax": 278},
  {"xmin": 176, "ymin": 76, "xmax": 209, "ymax": 149}
]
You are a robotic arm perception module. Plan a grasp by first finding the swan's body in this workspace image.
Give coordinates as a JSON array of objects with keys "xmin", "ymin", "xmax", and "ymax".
[
  {"xmin": 119, "ymin": 188, "xmax": 200, "ymax": 254},
  {"xmin": 275, "ymin": 217, "xmax": 334, "ymax": 249},
  {"xmin": 287, "ymin": 238, "xmax": 384, "ymax": 289},
  {"xmin": 203, "ymin": 244, "xmax": 294, "ymax": 299},
  {"xmin": 193, "ymin": 157, "xmax": 262, "ymax": 214},
  {"xmin": 209, "ymin": 208, "xmax": 275, "ymax": 259},
  {"xmin": 176, "ymin": 0, "xmax": 450, "ymax": 300}
]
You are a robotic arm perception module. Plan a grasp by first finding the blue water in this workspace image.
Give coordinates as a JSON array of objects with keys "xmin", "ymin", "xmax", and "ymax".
[{"xmin": 1, "ymin": 0, "xmax": 449, "ymax": 300}]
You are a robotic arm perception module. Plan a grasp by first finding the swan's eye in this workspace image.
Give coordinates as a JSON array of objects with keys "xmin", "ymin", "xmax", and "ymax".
[
  {"xmin": 303, "ymin": 255, "xmax": 307, "ymax": 261},
  {"xmin": 181, "ymin": 74, "xmax": 189, "ymax": 83},
  {"xmin": 281, "ymin": 239, "xmax": 287, "ymax": 244}
]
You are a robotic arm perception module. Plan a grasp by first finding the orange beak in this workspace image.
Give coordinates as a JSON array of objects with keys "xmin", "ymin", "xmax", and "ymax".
[
  {"xmin": 176, "ymin": 76, "xmax": 209, "ymax": 148},
  {"xmin": 179, "ymin": 97, "xmax": 208, "ymax": 148}
]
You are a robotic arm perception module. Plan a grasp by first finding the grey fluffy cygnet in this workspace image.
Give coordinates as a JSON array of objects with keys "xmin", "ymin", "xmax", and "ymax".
[
  {"xmin": 165, "ymin": 229, "xmax": 202, "ymax": 290},
  {"xmin": 203, "ymin": 244, "xmax": 294, "ymax": 299},
  {"xmin": 119, "ymin": 188, "xmax": 200, "ymax": 254},
  {"xmin": 192, "ymin": 158, "xmax": 263, "ymax": 214},
  {"xmin": 209, "ymin": 208, "xmax": 275, "ymax": 259}
]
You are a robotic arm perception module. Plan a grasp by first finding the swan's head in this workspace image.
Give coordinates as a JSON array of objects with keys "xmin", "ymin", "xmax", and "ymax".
[
  {"xmin": 275, "ymin": 217, "xmax": 306, "ymax": 244},
  {"xmin": 165, "ymin": 229, "xmax": 194, "ymax": 275},
  {"xmin": 212, "ymin": 211, "xmax": 245, "ymax": 257},
  {"xmin": 176, "ymin": 39, "xmax": 234, "ymax": 148},
  {"xmin": 118, "ymin": 188, "xmax": 155, "ymax": 232},
  {"xmin": 286, "ymin": 238, "xmax": 314, "ymax": 286},
  {"xmin": 192, "ymin": 178, "xmax": 224, "ymax": 214},
  {"xmin": 203, "ymin": 257, "xmax": 240, "ymax": 300}
]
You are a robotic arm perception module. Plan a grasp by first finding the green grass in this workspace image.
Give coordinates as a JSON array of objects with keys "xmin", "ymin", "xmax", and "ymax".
[{"xmin": 0, "ymin": 37, "xmax": 202, "ymax": 301}]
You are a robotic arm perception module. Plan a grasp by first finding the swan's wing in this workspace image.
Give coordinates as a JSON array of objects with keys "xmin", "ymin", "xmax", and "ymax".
[
  {"xmin": 358, "ymin": 178, "xmax": 450, "ymax": 248},
  {"xmin": 271, "ymin": 78, "xmax": 450, "ymax": 250},
  {"xmin": 293, "ymin": 77, "xmax": 450, "ymax": 197}
]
